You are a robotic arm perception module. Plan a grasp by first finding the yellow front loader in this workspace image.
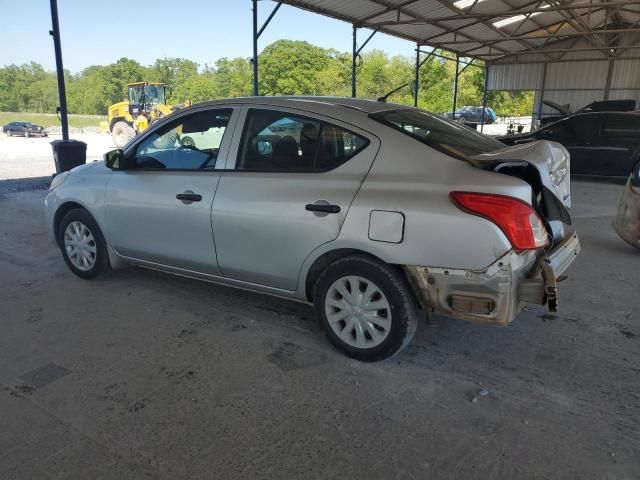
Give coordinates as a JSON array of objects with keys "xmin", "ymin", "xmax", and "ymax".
[{"xmin": 107, "ymin": 82, "xmax": 180, "ymax": 147}]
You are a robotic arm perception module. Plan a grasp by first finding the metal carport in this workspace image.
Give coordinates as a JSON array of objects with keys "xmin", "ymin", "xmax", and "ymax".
[{"xmin": 251, "ymin": 0, "xmax": 640, "ymax": 126}]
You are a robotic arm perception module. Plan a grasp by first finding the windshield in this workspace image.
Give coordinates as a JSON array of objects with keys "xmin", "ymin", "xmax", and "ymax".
[
  {"xmin": 370, "ymin": 108, "xmax": 505, "ymax": 160},
  {"xmin": 144, "ymin": 85, "xmax": 165, "ymax": 105},
  {"xmin": 128, "ymin": 84, "xmax": 166, "ymax": 106}
]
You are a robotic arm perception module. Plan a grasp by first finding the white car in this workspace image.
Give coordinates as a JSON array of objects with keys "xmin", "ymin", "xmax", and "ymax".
[{"xmin": 44, "ymin": 97, "xmax": 580, "ymax": 361}]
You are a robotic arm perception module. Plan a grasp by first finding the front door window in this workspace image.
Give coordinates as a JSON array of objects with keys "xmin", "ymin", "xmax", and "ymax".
[{"xmin": 134, "ymin": 109, "xmax": 232, "ymax": 170}]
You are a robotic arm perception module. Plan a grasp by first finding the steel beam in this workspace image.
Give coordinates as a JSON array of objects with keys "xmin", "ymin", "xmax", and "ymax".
[
  {"xmin": 452, "ymin": 55, "xmax": 460, "ymax": 117},
  {"xmin": 252, "ymin": 0, "xmax": 258, "ymax": 96},
  {"xmin": 49, "ymin": 0, "xmax": 68, "ymax": 141},
  {"xmin": 436, "ymin": 27, "xmax": 640, "ymax": 46},
  {"xmin": 414, "ymin": 46, "xmax": 420, "ymax": 106},
  {"xmin": 351, "ymin": 27, "xmax": 378, "ymax": 97},
  {"xmin": 480, "ymin": 64, "xmax": 489, "ymax": 132},
  {"xmin": 352, "ymin": 26, "xmax": 357, "ymax": 97},
  {"xmin": 252, "ymin": 0, "xmax": 283, "ymax": 96}
]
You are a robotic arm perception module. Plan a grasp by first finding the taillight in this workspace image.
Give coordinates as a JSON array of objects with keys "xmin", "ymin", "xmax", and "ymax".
[{"xmin": 449, "ymin": 191, "xmax": 549, "ymax": 250}]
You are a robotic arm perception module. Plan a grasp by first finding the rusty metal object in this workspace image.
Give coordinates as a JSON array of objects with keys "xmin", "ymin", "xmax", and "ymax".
[
  {"xmin": 403, "ymin": 233, "xmax": 581, "ymax": 327},
  {"xmin": 613, "ymin": 175, "xmax": 640, "ymax": 250}
]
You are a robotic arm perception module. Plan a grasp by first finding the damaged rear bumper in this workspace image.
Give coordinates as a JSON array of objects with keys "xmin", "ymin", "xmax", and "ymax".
[{"xmin": 404, "ymin": 233, "xmax": 581, "ymax": 326}]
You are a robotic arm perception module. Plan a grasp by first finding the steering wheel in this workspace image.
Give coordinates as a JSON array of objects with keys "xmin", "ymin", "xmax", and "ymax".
[
  {"xmin": 177, "ymin": 144, "xmax": 198, "ymax": 152},
  {"xmin": 180, "ymin": 136, "xmax": 196, "ymax": 148}
]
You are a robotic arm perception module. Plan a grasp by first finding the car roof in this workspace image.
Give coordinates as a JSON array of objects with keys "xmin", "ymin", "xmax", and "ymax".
[
  {"xmin": 190, "ymin": 96, "xmax": 413, "ymax": 116},
  {"xmin": 566, "ymin": 111, "xmax": 640, "ymax": 118}
]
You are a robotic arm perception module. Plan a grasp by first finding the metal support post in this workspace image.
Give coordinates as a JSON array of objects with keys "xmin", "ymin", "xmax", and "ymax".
[
  {"xmin": 252, "ymin": 0, "xmax": 283, "ymax": 96},
  {"xmin": 49, "ymin": 0, "xmax": 69, "ymax": 141},
  {"xmin": 452, "ymin": 55, "xmax": 460, "ymax": 118},
  {"xmin": 252, "ymin": 0, "xmax": 258, "ymax": 96},
  {"xmin": 414, "ymin": 45, "xmax": 420, "ymax": 106},
  {"xmin": 480, "ymin": 64, "xmax": 489, "ymax": 132},
  {"xmin": 352, "ymin": 25, "xmax": 357, "ymax": 97},
  {"xmin": 351, "ymin": 26, "xmax": 378, "ymax": 98}
]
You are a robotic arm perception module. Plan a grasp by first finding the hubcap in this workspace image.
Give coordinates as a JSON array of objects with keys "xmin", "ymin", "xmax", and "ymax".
[
  {"xmin": 63, "ymin": 221, "xmax": 97, "ymax": 271},
  {"xmin": 325, "ymin": 275, "xmax": 392, "ymax": 348}
]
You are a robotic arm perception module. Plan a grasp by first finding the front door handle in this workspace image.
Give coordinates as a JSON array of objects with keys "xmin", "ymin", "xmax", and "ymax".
[
  {"xmin": 305, "ymin": 203, "xmax": 341, "ymax": 214},
  {"xmin": 176, "ymin": 191, "xmax": 202, "ymax": 203}
]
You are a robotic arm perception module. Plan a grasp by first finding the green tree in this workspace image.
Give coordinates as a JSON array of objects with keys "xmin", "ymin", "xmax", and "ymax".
[{"xmin": 213, "ymin": 57, "xmax": 252, "ymax": 98}]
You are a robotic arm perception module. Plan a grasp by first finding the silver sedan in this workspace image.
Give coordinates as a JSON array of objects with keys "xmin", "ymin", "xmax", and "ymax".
[{"xmin": 44, "ymin": 97, "xmax": 581, "ymax": 361}]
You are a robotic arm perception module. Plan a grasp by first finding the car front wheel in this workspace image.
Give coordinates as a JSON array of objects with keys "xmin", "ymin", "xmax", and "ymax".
[
  {"xmin": 314, "ymin": 255, "xmax": 418, "ymax": 362},
  {"xmin": 58, "ymin": 209, "xmax": 110, "ymax": 279}
]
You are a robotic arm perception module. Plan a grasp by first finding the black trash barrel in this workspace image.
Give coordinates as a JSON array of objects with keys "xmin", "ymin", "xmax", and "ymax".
[{"xmin": 51, "ymin": 139, "xmax": 87, "ymax": 174}]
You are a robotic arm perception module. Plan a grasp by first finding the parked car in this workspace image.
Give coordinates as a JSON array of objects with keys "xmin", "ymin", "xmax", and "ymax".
[
  {"xmin": 447, "ymin": 106, "xmax": 497, "ymax": 125},
  {"xmin": 614, "ymin": 158, "xmax": 640, "ymax": 249},
  {"xmin": 44, "ymin": 97, "xmax": 580, "ymax": 361},
  {"xmin": 498, "ymin": 112, "xmax": 640, "ymax": 177},
  {"xmin": 3, "ymin": 121, "xmax": 47, "ymax": 137},
  {"xmin": 538, "ymin": 99, "xmax": 636, "ymax": 127}
]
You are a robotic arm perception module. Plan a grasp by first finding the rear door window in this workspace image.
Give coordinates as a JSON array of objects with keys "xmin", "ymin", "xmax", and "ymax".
[{"xmin": 237, "ymin": 109, "xmax": 368, "ymax": 171}]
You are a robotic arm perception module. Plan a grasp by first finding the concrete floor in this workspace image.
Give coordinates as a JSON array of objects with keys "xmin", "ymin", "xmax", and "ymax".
[{"xmin": 0, "ymin": 177, "xmax": 638, "ymax": 480}]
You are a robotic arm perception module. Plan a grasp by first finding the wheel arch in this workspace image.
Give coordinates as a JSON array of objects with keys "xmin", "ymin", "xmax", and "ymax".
[
  {"xmin": 53, "ymin": 201, "xmax": 86, "ymax": 246},
  {"xmin": 304, "ymin": 248, "xmax": 402, "ymax": 302}
]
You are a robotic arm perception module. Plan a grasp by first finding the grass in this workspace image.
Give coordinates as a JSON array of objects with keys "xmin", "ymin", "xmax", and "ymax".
[{"xmin": 0, "ymin": 112, "xmax": 106, "ymax": 129}]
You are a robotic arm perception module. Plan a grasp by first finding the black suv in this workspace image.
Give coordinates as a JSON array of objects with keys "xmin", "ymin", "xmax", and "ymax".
[
  {"xmin": 3, "ymin": 121, "xmax": 47, "ymax": 137},
  {"xmin": 498, "ymin": 112, "xmax": 640, "ymax": 177}
]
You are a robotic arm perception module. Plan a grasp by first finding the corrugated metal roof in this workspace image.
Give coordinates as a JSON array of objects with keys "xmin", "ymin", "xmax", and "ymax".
[{"xmin": 279, "ymin": 0, "xmax": 640, "ymax": 64}]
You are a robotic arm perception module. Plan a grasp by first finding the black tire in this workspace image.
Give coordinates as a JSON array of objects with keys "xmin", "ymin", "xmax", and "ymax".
[
  {"xmin": 313, "ymin": 255, "xmax": 418, "ymax": 362},
  {"xmin": 111, "ymin": 121, "xmax": 135, "ymax": 148},
  {"xmin": 25, "ymin": 131, "xmax": 30, "ymax": 138},
  {"xmin": 458, "ymin": 116, "xmax": 467, "ymax": 125},
  {"xmin": 57, "ymin": 208, "xmax": 111, "ymax": 280},
  {"xmin": 6, "ymin": 130, "xmax": 11, "ymax": 137}
]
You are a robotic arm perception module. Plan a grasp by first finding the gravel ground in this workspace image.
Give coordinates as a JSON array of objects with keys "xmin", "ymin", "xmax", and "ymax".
[
  {"xmin": 0, "ymin": 177, "xmax": 638, "ymax": 479},
  {"xmin": 0, "ymin": 133, "xmax": 115, "ymax": 180}
]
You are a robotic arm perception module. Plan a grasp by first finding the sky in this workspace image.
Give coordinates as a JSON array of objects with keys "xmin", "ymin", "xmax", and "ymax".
[{"xmin": 0, "ymin": 0, "xmax": 415, "ymax": 73}]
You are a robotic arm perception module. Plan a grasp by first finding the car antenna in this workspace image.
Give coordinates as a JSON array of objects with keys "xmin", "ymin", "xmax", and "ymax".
[{"xmin": 377, "ymin": 83, "xmax": 409, "ymax": 102}]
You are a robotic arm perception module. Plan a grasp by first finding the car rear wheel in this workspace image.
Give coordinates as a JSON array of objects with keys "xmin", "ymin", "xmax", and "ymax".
[
  {"xmin": 58, "ymin": 209, "xmax": 110, "ymax": 280},
  {"xmin": 314, "ymin": 255, "xmax": 418, "ymax": 362},
  {"xmin": 25, "ymin": 131, "xmax": 30, "ymax": 138},
  {"xmin": 458, "ymin": 116, "xmax": 467, "ymax": 125},
  {"xmin": 6, "ymin": 130, "xmax": 11, "ymax": 137}
]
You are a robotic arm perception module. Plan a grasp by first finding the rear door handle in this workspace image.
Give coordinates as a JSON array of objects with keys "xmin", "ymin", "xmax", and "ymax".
[
  {"xmin": 305, "ymin": 203, "xmax": 341, "ymax": 214},
  {"xmin": 176, "ymin": 191, "xmax": 202, "ymax": 203}
]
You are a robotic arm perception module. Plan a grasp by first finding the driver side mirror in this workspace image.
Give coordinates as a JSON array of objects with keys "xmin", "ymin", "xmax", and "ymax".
[{"xmin": 104, "ymin": 149, "xmax": 126, "ymax": 170}]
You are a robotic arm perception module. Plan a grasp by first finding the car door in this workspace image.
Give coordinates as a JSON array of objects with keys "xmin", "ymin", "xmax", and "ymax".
[
  {"xmin": 472, "ymin": 108, "xmax": 483, "ymax": 123},
  {"xmin": 598, "ymin": 114, "xmax": 640, "ymax": 176},
  {"xmin": 211, "ymin": 106, "xmax": 379, "ymax": 291},
  {"xmin": 536, "ymin": 114, "xmax": 600, "ymax": 174},
  {"xmin": 103, "ymin": 106, "xmax": 239, "ymax": 274}
]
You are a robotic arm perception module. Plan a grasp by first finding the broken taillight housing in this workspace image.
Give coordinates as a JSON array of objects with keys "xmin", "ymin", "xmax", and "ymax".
[{"xmin": 449, "ymin": 191, "xmax": 549, "ymax": 250}]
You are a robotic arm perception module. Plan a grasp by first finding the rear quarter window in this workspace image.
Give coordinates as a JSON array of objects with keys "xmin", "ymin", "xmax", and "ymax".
[{"xmin": 370, "ymin": 109, "xmax": 505, "ymax": 160}]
